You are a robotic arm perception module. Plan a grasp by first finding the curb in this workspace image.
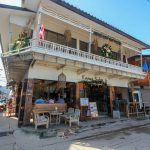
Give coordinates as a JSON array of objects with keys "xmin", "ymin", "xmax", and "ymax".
[{"xmin": 75, "ymin": 122, "xmax": 150, "ymax": 141}]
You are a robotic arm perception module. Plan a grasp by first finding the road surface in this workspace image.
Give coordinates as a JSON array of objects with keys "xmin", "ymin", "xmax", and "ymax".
[
  {"xmin": 1, "ymin": 120, "xmax": 150, "ymax": 150},
  {"xmin": 42, "ymin": 124, "xmax": 150, "ymax": 150}
]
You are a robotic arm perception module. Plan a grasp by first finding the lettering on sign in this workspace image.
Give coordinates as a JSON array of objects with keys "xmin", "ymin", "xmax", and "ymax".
[{"xmin": 82, "ymin": 75, "xmax": 103, "ymax": 81}]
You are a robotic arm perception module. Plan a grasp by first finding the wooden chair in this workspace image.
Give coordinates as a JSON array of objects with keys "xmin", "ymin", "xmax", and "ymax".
[
  {"xmin": 33, "ymin": 111, "xmax": 49, "ymax": 130},
  {"xmin": 66, "ymin": 107, "xmax": 74, "ymax": 116},
  {"xmin": 65, "ymin": 109, "xmax": 80, "ymax": 127}
]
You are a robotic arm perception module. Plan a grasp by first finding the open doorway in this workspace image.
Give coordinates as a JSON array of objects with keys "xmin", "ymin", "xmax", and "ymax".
[{"xmin": 86, "ymin": 85, "xmax": 110, "ymax": 115}]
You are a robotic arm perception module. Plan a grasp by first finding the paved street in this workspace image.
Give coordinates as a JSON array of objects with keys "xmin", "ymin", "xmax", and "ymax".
[
  {"xmin": 68, "ymin": 125, "xmax": 150, "ymax": 150},
  {"xmin": 37, "ymin": 124, "xmax": 150, "ymax": 150},
  {"xmin": 1, "ymin": 112, "xmax": 150, "ymax": 150}
]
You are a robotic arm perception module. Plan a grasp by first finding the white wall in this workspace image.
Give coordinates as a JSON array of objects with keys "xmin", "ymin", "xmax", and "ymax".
[{"xmin": 28, "ymin": 63, "xmax": 129, "ymax": 87}]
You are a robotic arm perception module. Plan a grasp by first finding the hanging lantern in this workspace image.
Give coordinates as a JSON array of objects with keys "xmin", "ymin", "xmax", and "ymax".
[
  {"xmin": 92, "ymin": 39, "xmax": 98, "ymax": 51},
  {"xmin": 58, "ymin": 72, "xmax": 66, "ymax": 88},
  {"xmin": 64, "ymin": 30, "xmax": 72, "ymax": 44}
]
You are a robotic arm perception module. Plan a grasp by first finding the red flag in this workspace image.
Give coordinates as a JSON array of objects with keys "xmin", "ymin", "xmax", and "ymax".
[{"xmin": 39, "ymin": 24, "xmax": 45, "ymax": 39}]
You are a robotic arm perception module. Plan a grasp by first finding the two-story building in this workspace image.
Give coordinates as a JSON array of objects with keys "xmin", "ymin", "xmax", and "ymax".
[{"xmin": 0, "ymin": 0, "xmax": 150, "ymax": 125}]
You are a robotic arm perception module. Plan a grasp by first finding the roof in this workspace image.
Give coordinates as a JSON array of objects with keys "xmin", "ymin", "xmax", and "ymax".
[
  {"xmin": 50, "ymin": 0, "xmax": 150, "ymax": 49},
  {"xmin": 0, "ymin": 4, "xmax": 34, "ymax": 13}
]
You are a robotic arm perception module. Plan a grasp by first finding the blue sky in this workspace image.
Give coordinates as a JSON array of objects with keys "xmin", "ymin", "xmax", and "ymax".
[
  {"xmin": 0, "ymin": 0, "xmax": 150, "ymax": 85},
  {"xmin": 64, "ymin": 0, "xmax": 150, "ymax": 46}
]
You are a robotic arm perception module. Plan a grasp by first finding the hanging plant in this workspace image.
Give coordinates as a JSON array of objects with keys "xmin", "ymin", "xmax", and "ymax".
[
  {"xmin": 11, "ymin": 31, "xmax": 30, "ymax": 51},
  {"xmin": 98, "ymin": 43, "xmax": 113, "ymax": 59},
  {"xmin": 92, "ymin": 38, "xmax": 98, "ymax": 51},
  {"xmin": 64, "ymin": 30, "xmax": 72, "ymax": 45}
]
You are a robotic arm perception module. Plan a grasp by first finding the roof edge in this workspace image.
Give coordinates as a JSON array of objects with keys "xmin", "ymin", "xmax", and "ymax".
[
  {"xmin": 50, "ymin": 0, "xmax": 150, "ymax": 49},
  {"xmin": 0, "ymin": 4, "xmax": 34, "ymax": 13}
]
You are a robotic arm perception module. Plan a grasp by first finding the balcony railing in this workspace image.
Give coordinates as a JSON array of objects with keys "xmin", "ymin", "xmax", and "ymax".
[{"xmin": 3, "ymin": 39, "xmax": 144, "ymax": 76}]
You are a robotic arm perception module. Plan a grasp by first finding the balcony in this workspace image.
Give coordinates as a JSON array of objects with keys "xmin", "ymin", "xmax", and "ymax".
[{"xmin": 2, "ymin": 39, "xmax": 145, "ymax": 79}]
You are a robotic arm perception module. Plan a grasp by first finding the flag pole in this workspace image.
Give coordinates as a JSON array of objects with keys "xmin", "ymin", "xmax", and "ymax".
[{"xmin": 37, "ymin": 12, "xmax": 41, "ymax": 39}]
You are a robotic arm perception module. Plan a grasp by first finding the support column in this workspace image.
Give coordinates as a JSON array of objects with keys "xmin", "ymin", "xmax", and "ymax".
[
  {"xmin": 18, "ymin": 79, "xmax": 34, "ymax": 127},
  {"xmin": 11, "ymin": 85, "xmax": 18, "ymax": 117},
  {"xmin": 15, "ymin": 83, "xmax": 22, "ymax": 117},
  {"xmin": 23, "ymin": 79, "xmax": 34, "ymax": 125},
  {"xmin": 109, "ymin": 86, "xmax": 115, "ymax": 116},
  {"xmin": 88, "ymin": 27, "xmax": 92, "ymax": 53},
  {"xmin": 18, "ymin": 81, "xmax": 26, "ymax": 127},
  {"xmin": 77, "ymin": 39, "xmax": 80, "ymax": 50},
  {"xmin": 76, "ymin": 83, "xmax": 84, "ymax": 109},
  {"xmin": 9, "ymin": 16, "xmax": 12, "ymax": 51}
]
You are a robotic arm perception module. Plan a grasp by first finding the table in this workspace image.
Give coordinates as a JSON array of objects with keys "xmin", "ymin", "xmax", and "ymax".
[{"xmin": 49, "ymin": 112, "xmax": 62, "ymax": 125}]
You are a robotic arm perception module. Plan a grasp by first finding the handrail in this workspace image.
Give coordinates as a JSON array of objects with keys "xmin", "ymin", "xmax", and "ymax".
[
  {"xmin": 2, "ymin": 38, "xmax": 144, "ymax": 75},
  {"xmin": 30, "ymin": 39, "xmax": 143, "ymax": 74}
]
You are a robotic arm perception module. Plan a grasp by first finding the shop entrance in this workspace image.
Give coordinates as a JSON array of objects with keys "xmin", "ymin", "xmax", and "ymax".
[
  {"xmin": 86, "ymin": 85, "xmax": 110, "ymax": 115},
  {"xmin": 33, "ymin": 80, "xmax": 76, "ymax": 108}
]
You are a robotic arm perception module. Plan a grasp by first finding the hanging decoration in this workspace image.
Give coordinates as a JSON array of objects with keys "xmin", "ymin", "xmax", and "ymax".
[
  {"xmin": 79, "ymin": 78, "xmax": 107, "ymax": 88},
  {"xmin": 11, "ymin": 31, "xmax": 31, "ymax": 51},
  {"xmin": 98, "ymin": 43, "xmax": 113, "ymax": 59},
  {"xmin": 93, "ymin": 31, "xmax": 121, "ymax": 45},
  {"xmin": 64, "ymin": 30, "xmax": 72, "ymax": 45},
  {"xmin": 58, "ymin": 72, "xmax": 66, "ymax": 88},
  {"xmin": 92, "ymin": 38, "xmax": 98, "ymax": 51}
]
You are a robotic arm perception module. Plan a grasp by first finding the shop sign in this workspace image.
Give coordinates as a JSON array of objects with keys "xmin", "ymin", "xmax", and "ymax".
[
  {"xmin": 80, "ymin": 98, "xmax": 89, "ymax": 106},
  {"xmin": 82, "ymin": 75, "xmax": 103, "ymax": 81},
  {"xmin": 89, "ymin": 102, "xmax": 98, "ymax": 118}
]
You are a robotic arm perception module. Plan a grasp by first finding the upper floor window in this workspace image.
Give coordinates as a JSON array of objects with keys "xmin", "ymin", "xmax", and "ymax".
[
  {"xmin": 80, "ymin": 41, "xmax": 88, "ymax": 52},
  {"xmin": 45, "ymin": 29, "xmax": 76, "ymax": 48},
  {"xmin": 112, "ymin": 51, "xmax": 120, "ymax": 61}
]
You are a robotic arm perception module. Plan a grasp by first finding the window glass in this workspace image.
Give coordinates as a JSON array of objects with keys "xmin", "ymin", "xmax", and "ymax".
[
  {"xmin": 112, "ymin": 51, "xmax": 120, "ymax": 60},
  {"xmin": 57, "ymin": 34, "xmax": 65, "ymax": 45},
  {"xmin": 68, "ymin": 38, "xmax": 77, "ymax": 48},
  {"xmin": 80, "ymin": 41, "xmax": 88, "ymax": 52},
  {"xmin": 45, "ymin": 29, "xmax": 76, "ymax": 48}
]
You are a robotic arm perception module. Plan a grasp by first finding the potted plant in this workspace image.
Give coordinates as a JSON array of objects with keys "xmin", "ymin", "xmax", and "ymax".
[
  {"xmin": 11, "ymin": 31, "xmax": 30, "ymax": 51},
  {"xmin": 98, "ymin": 43, "xmax": 113, "ymax": 59}
]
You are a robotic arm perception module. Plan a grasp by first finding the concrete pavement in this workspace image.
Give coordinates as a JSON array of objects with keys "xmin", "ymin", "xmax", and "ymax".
[{"xmin": 0, "ymin": 113, "xmax": 150, "ymax": 150}]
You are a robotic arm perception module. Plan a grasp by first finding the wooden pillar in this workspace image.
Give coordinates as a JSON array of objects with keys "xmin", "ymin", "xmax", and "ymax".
[
  {"xmin": 75, "ymin": 82, "xmax": 84, "ymax": 109},
  {"xmin": 18, "ymin": 81, "xmax": 27, "ymax": 127},
  {"xmin": 109, "ymin": 86, "xmax": 115, "ymax": 116},
  {"xmin": 15, "ymin": 83, "xmax": 22, "ymax": 117},
  {"xmin": 9, "ymin": 85, "xmax": 18, "ymax": 117},
  {"xmin": 23, "ymin": 79, "xmax": 34, "ymax": 125},
  {"xmin": 18, "ymin": 79, "xmax": 34, "ymax": 127}
]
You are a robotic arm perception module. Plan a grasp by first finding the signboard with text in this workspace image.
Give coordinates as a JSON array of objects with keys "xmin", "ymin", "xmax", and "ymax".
[
  {"xmin": 89, "ymin": 102, "xmax": 98, "ymax": 118},
  {"xmin": 80, "ymin": 98, "xmax": 89, "ymax": 106}
]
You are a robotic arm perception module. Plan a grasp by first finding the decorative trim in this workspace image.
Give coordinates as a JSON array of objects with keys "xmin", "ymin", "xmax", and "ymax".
[{"xmin": 93, "ymin": 31, "xmax": 121, "ymax": 45}]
